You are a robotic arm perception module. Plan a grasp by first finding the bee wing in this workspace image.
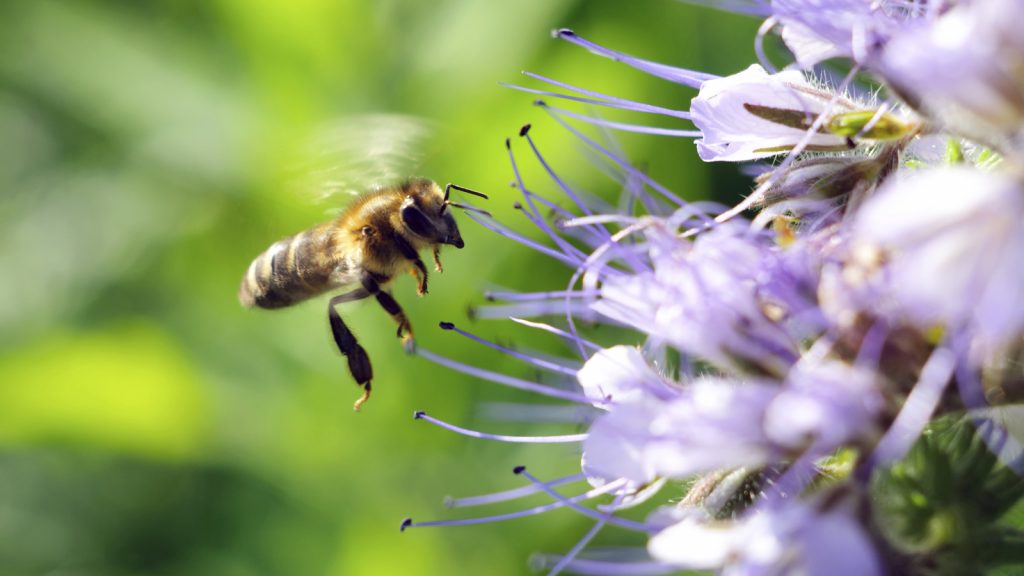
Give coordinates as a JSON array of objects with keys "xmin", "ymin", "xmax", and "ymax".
[{"xmin": 290, "ymin": 114, "xmax": 434, "ymax": 208}]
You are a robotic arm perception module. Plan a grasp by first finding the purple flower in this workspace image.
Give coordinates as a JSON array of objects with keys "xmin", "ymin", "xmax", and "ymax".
[
  {"xmin": 583, "ymin": 378, "xmax": 780, "ymax": 485},
  {"xmin": 877, "ymin": 0, "xmax": 1024, "ymax": 157},
  {"xmin": 649, "ymin": 495, "xmax": 883, "ymax": 576},
  {"xmin": 769, "ymin": 0, "xmax": 921, "ymax": 68},
  {"xmin": 594, "ymin": 225, "xmax": 802, "ymax": 377},
  {"xmin": 850, "ymin": 167, "xmax": 1024, "ymax": 361},
  {"xmin": 765, "ymin": 358, "xmax": 884, "ymax": 449},
  {"xmin": 399, "ymin": 4, "xmax": 1024, "ymax": 575}
]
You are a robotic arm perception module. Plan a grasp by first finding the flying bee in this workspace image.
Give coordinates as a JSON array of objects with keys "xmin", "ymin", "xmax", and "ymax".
[{"xmin": 239, "ymin": 178, "xmax": 489, "ymax": 410}]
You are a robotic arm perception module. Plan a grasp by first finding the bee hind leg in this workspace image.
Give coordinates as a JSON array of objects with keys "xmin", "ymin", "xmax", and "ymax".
[
  {"xmin": 329, "ymin": 291, "xmax": 374, "ymax": 411},
  {"xmin": 353, "ymin": 382, "xmax": 372, "ymax": 411},
  {"xmin": 361, "ymin": 274, "xmax": 415, "ymax": 353}
]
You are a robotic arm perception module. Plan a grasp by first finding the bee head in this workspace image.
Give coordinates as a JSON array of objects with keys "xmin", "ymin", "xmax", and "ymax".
[
  {"xmin": 401, "ymin": 181, "xmax": 488, "ymax": 249},
  {"xmin": 439, "ymin": 211, "xmax": 465, "ymax": 249}
]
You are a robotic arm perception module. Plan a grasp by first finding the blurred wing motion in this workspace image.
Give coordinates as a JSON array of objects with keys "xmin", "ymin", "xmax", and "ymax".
[{"xmin": 290, "ymin": 113, "xmax": 434, "ymax": 206}]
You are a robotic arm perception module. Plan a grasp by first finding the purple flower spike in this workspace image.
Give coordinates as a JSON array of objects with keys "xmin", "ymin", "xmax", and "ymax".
[{"xmin": 406, "ymin": 3, "xmax": 1024, "ymax": 574}]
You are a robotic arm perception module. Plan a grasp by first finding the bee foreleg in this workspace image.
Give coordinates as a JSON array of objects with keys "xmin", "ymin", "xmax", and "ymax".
[
  {"xmin": 328, "ymin": 299, "xmax": 373, "ymax": 411},
  {"xmin": 394, "ymin": 234, "xmax": 429, "ymax": 295},
  {"xmin": 432, "ymin": 246, "xmax": 443, "ymax": 273},
  {"xmin": 361, "ymin": 274, "xmax": 415, "ymax": 352}
]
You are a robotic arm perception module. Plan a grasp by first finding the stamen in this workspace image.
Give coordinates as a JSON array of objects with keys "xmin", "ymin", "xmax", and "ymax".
[
  {"xmin": 469, "ymin": 300, "xmax": 599, "ymax": 322},
  {"xmin": 540, "ymin": 105, "xmax": 690, "ymax": 209},
  {"xmin": 518, "ymin": 127, "xmax": 618, "ymax": 247},
  {"xmin": 530, "ymin": 555, "xmax": 680, "ymax": 575},
  {"xmin": 507, "ymin": 133, "xmax": 591, "ymax": 262},
  {"xmin": 464, "ymin": 211, "xmax": 582, "ymax": 267},
  {"xmin": 510, "ymin": 202, "xmax": 591, "ymax": 263},
  {"xmin": 541, "ymin": 104, "xmax": 702, "ymax": 137},
  {"xmin": 479, "ymin": 402, "xmax": 599, "ymax": 424},
  {"xmin": 445, "ymin": 473, "xmax": 587, "ymax": 509},
  {"xmin": 561, "ymin": 214, "xmax": 643, "ymax": 227},
  {"xmin": 484, "ymin": 289, "xmax": 598, "ymax": 302},
  {"xmin": 401, "ymin": 474, "xmax": 629, "ymax": 530},
  {"xmin": 678, "ymin": 0, "xmax": 771, "ymax": 16},
  {"xmin": 439, "ymin": 320, "xmax": 581, "ymax": 375},
  {"xmin": 416, "ymin": 347, "xmax": 597, "ymax": 405},
  {"xmin": 553, "ymin": 29, "xmax": 715, "ymax": 88},
  {"xmin": 545, "ymin": 494, "xmax": 623, "ymax": 576},
  {"xmin": 754, "ymin": 16, "xmax": 780, "ymax": 74},
  {"xmin": 519, "ymin": 130, "xmax": 654, "ymax": 280},
  {"xmin": 618, "ymin": 157, "xmax": 665, "ymax": 217},
  {"xmin": 854, "ymin": 320, "xmax": 889, "ymax": 371},
  {"xmin": 508, "ymin": 317, "xmax": 603, "ymax": 353},
  {"xmin": 509, "ymin": 72, "xmax": 692, "ymax": 119},
  {"xmin": 868, "ymin": 345, "xmax": 956, "ymax": 471},
  {"xmin": 514, "ymin": 467, "xmax": 657, "ymax": 533},
  {"xmin": 562, "ymin": 218, "xmax": 659, "ymax": 358},
  {"xmin": 414, "ymin": 410, "xmax": 588, "ymax": 443}
]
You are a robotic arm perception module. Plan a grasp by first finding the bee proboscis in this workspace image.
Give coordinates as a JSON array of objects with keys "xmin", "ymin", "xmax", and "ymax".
[{"xmin": 239, "ymin": 178, "xmax": 488, "ymax": 410}]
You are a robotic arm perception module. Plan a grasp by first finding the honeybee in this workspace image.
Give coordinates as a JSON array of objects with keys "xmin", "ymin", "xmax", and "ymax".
[{"xmin": 239, "ymin": 178, "xmax": 488, "ymax": 410}]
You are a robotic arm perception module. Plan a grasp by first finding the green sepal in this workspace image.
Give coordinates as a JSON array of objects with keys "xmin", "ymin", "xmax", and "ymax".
[{"xmin": 826, "ymin": 110, "xmax": 915, "ymax": 140}]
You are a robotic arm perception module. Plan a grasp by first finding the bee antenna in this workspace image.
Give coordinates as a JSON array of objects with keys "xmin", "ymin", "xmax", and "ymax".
[
  {"xmin": 445, "ymin": 183, "xmax": 489, "ymax": 201},
  {"xmin": 445, "ymin": 201, "xmax": 492, "ymax": 217},
  {"xmin": 441, "ymin": 183, "xmax": 489, "ymax": 215}
]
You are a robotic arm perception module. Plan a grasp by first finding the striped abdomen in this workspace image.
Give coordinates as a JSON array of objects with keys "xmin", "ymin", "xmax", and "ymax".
[{"xmin": 239, "ymin": 222, "xmax": 347, "ymax": 309}]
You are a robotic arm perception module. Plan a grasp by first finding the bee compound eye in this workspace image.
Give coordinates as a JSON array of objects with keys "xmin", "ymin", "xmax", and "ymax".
[{"xmin": 361, "ymin": 226, "xmax": 374, "ymax": 237}]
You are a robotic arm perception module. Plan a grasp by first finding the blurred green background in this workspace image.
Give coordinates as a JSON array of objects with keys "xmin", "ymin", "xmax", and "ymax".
[{"xmin": 0, "ymin": 1, "xmax": 755, "ymax": 574}]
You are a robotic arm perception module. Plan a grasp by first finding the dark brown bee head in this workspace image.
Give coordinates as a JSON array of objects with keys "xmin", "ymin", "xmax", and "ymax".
[
  {"xmin": 438, "ymin": 210, "xmax": 465, "ymax": 249},
  {"xmin": 399, "ymin": 179, "xmax": 488, "ymax": 250}
]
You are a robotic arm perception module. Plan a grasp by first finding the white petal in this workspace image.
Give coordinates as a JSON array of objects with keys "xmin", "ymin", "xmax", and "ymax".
[
  {"xmin": 691, "ymin": 64, "xmax": 850, "ymax": 162},
  {"xmin": 576, "ymin": 345, "xmax": 666, "ymax": 405},
  {"xmin": 648, "ymin": 518, "xmax": 737, "ymax": 568}
]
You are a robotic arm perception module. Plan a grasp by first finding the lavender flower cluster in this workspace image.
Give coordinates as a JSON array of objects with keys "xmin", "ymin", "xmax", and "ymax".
[{"xmin": 405, "ymin": 1, "xmax": 1024, "ymax": 574}]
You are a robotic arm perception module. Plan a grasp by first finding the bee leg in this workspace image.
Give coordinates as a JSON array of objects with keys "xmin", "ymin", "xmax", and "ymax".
[
  {"xmin": 328, "ymin": 298, "xmax": 374, "ymax": 411},
  {"xmin": 408, "ymin": 262, "xmax": 428, "ymax": 296},
  {"xmin": 394, "ymin": 234, "xmax": 429, "ymax": 295},
  {"xmin": 361, "ymin": 274, "xmax": 415, "ymax": 352},
  {"xmin": 377, "ymin": 291, "xmax": 415, "ymax": 352},
  {"xmin": 353, "ymin": 382, "xmax": 371, "ymax": 411},
  {"xmin": 432, "ymin": 247, "xmax": 443, "ymax": 273}
]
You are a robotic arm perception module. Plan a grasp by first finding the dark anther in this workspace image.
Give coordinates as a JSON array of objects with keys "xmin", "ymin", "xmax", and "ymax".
[
  {"xmin": 413, "ymin": 410, "xmax": 426, "ymax": 419},
  {"xmin": 439, "ymin": 321, "xmax": 455, "ymax": 330},
  {"xmin": 555, "ymin": 28, "xmax": 575, "ymax": 38},
  {"xmin": 513, "ymin": 465, "xmax": 527, "ymax": 475},
  {"xmin": 533, "ymin": 99, "xmax": 547, "ymax": 108},
  {"xmin": 400, "ymin": 518, "xmax": 413, "ymax": 532},
  {"xmin": 512, "ymin": 201, "xmax": 523, "ymax": 210},
  {"xmin": 505, "ymin": 137, "xmax": 511, "ymax": 149},
  {"xmin": 519, "ymin": 124, "xmax": 532, "ymax": 137}
]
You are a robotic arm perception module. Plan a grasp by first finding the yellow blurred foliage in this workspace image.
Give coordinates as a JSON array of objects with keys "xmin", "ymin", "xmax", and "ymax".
[{"xmin": 0, "ymin": 322, "xmax": 210, "ymax": 460}]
